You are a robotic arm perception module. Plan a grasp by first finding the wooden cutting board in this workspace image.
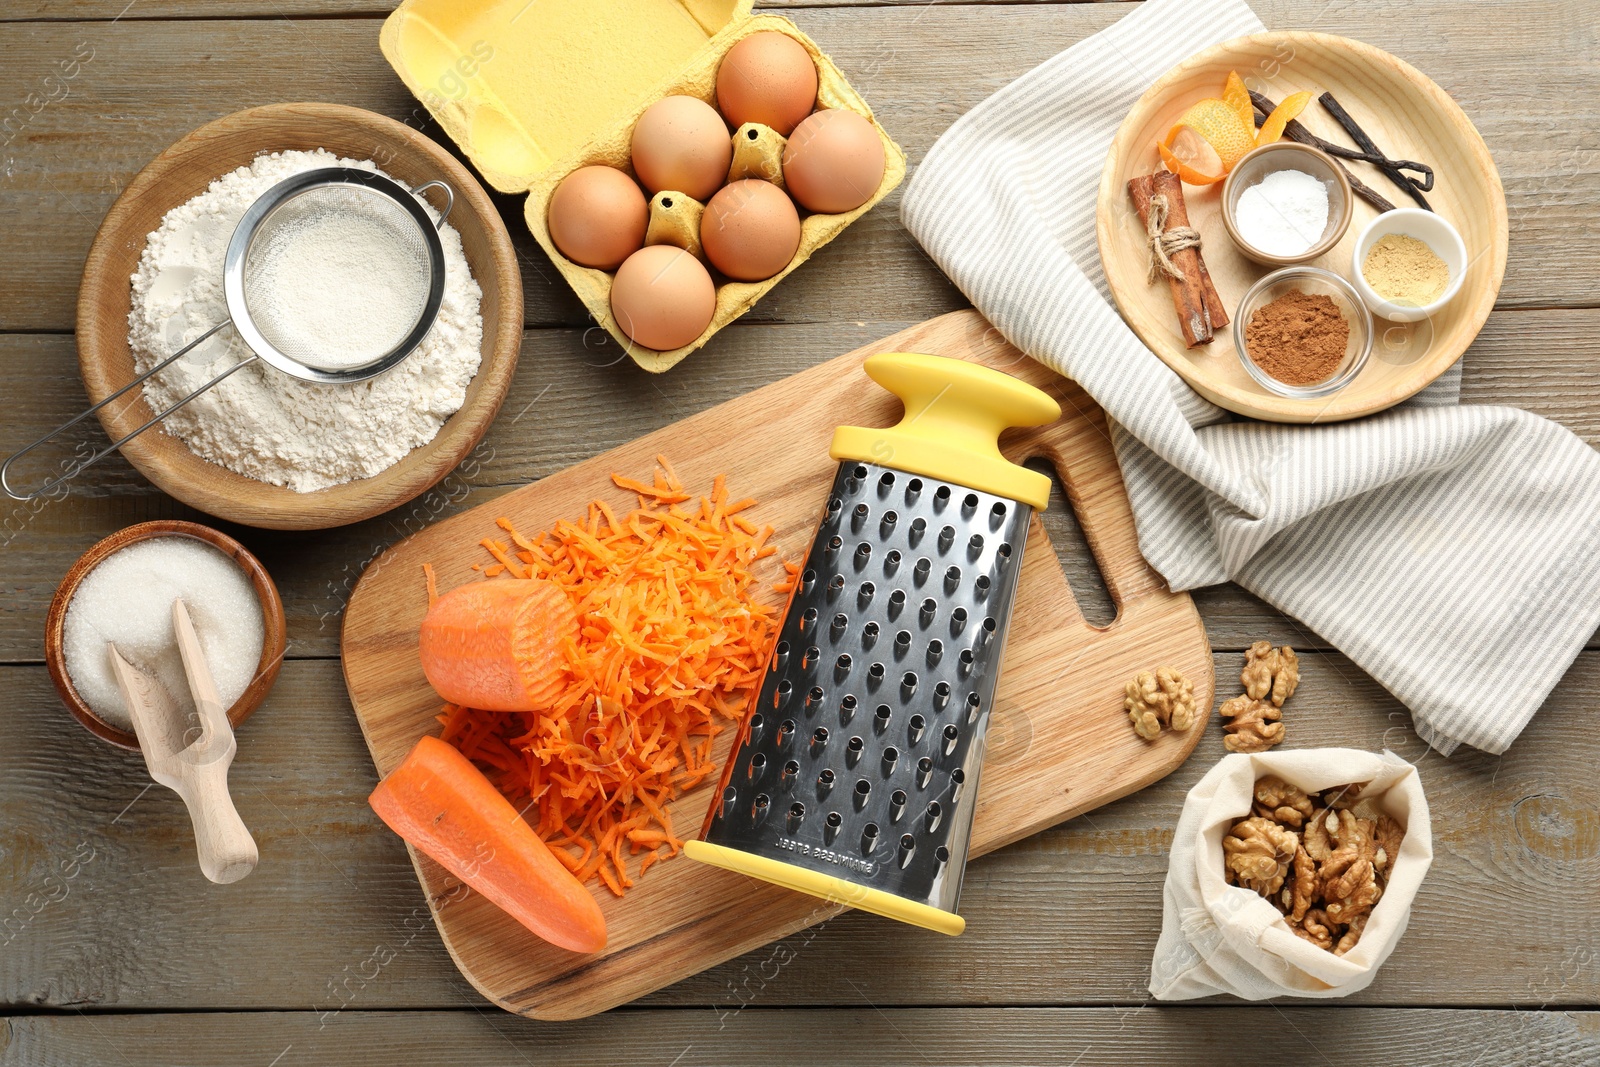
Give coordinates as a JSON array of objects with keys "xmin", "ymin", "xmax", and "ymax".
[{"xmin": 342, "ymin": 311, "xmax": 1213, "ymax": 1020}]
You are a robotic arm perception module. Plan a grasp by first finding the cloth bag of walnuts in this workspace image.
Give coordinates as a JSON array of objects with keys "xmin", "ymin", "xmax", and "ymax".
[{"xmin": 1150, "ymin": 749, "xmax": 1432, "ymax": 1000}]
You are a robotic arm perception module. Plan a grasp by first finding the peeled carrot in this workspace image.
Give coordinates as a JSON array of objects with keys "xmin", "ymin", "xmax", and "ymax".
[
  {"xmin": 419, "ymin": 578, "xmax": 577, "ymax": 711},
  {"xmin": 369, "ymin": 735, "xmax": 607, "ymax": 954}
]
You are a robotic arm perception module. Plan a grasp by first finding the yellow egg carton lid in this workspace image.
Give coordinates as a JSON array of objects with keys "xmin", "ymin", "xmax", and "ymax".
[{"xmin": 380, "ymin": 0, "xmax": 755, "ymax": 193}]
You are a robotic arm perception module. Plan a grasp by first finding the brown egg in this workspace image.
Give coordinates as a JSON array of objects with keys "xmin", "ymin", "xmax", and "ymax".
[
  {"xmin": 610, "ymin": 245, "xmax": 717, "ymax": 351},
  {"xmin": 716, "ymin": 32, "xmax": 819, "ymax": 138},
  {"xmin": 782, "ymin": 109, "xmax": 886, "ymax": 215},
  {"xmin": 701, "ymin": 180, "xmax": 801, "ymax": 282},
  {"xmin": 630, "ymin": 96, "xmax": 732, "ymax": 202},
  {"xmin": 547, "ymin": 166, "xmax": 648, "ymax": 271}
]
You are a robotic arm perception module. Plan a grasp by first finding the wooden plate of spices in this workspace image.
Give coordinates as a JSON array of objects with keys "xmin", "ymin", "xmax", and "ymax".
[{"xmin": 1095, "ymin": 32, "xmax": 1507, "ymax": 423}]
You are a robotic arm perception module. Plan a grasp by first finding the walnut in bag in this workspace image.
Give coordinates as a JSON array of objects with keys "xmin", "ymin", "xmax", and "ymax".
[{"xmin": 1150, "ymin": 749, "xmax": 1432, "ymax": 1000}]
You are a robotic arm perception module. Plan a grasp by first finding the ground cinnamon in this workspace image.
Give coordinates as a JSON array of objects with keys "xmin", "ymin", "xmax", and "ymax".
[{"xmin": 1244, "ymin": 290, "xmax": 1349, "ymax": 386}]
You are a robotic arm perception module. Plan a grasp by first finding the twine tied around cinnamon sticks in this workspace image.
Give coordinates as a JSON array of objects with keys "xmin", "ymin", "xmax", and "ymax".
[
  {"xmin": 1142, "ymin": 194, "xmax": 1203, "ymax": 285},
  {"xmin": 1127, "ymin": 171, "xmax": 1229, "ymax": 348}
]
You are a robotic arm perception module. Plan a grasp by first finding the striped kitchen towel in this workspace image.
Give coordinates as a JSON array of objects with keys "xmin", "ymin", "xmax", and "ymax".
[{"xmin": 901, "ymin": 0, "xmax": 1600, "ymax": 754}]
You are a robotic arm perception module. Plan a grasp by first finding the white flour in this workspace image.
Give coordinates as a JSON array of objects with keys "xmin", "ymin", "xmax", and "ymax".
[{"xmin": 128, "ymin": 149, "xmax": 484, "ymax": 493}]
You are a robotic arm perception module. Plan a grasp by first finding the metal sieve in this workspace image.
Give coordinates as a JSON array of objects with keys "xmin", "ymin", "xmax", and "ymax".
[{"xmin": 2, "ymin": 167, "xmax": 454, "ymax": 500}]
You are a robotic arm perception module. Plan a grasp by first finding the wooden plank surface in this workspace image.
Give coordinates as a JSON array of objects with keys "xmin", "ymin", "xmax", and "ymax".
[
  {"xmin": 5, "ymin": 651, "xmax": 1597, "ymax": 1011},
  {"xmin": 3, "ymin": 0, "xmax": 1598, "ymax": 1057},
  {"xmin": 4, "ymin": 1008, "xmax": 1599, "ymax": 1066}
]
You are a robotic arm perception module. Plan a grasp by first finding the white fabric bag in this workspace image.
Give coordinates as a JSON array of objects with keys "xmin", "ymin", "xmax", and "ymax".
[{"xmin": 1151, "ymin": 749, "xmax": 1432, "ymax": 1000}]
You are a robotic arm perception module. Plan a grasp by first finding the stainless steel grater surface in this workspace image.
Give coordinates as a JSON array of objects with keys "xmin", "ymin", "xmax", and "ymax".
[{"xmin": 686, "ymin": 352, "xmax": 1061, "ymax": 936}]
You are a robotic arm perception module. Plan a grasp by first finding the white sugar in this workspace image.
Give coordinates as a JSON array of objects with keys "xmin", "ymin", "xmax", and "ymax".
[
  {"xmin": 1235, "ymin": 168, "xmax": 1330, "ymax": 257},
  {"xmin": 62, "ymin": 537, "xmax": 265, "ymax": 731}
]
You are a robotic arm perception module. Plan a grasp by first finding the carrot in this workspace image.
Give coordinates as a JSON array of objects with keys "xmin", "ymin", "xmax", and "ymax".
[
  {"xmin": 419, "ymin": 578, "xmax": 577, "ymax": 712},
  {"xmin": 435, "ymin": 460, "xmax": 787, "ymax": 896},
  {"xmin": 369, "ymin": 735, "xmax": 607, "ymax": 954}
]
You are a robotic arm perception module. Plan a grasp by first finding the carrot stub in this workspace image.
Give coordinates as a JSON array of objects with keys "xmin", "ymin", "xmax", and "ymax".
[
  {"xmin": 369, "ymin": 735, "xmax": 607, "ymax": 954},
  {"xmin": 419, "ymin": 577, "xmax": 577, "ymax": 712}
]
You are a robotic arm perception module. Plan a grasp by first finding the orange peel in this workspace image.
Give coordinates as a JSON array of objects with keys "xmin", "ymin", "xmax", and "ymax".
[
  {"xmin": 1156, "ymin": 73, "xmax": 1313, "ymax": 186},
  {"xmin": 1256, "ymin": 90, "xmax": 1313, "ymax": 147}
]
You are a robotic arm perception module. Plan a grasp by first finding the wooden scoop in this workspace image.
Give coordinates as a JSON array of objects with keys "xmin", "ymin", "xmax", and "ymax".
[{"xmin": 107, "ymin": 598, "xmax": 258, "ymax": 884}]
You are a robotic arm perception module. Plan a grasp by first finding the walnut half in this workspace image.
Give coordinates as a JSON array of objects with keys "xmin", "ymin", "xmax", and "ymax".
[
  {"xmin": 1220, "ymin": 695, "xmax": 1284, "ymax": 753},
  {"xmin": 1242, "ymin": 641, "xmax": 1300, "ymax": 707},
  {"xmin": 1125, "ymin": 666, "xmax": 1197, "ymax": 741}
]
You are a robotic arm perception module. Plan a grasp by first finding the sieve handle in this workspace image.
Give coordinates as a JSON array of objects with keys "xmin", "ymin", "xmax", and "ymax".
[
  {"xmin": 412, "ymin": 180, "xmax": 454, "ymax": 230},
  {"xmin": 0, "ymin": 320, "xmax": 255, "ymax": 501}
]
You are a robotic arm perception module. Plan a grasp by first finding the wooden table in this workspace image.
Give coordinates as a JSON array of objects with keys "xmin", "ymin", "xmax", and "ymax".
[{"xmin": 2, "ymin": 1, "xmax": 1597, "ymax": 1063}]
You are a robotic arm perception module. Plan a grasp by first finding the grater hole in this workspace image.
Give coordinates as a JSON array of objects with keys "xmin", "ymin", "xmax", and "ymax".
[
  {"xmin": 951, "ymin": 606, "xmax": 968, "ymax": 626},
  {"xmin": 800, "ymin": 568, "xmax": 816, "ymax": 589},
  {"xmin": 938, "ymin": 525, "xmax": 956, "ymax": 550},
  {"xmin": 828, "ymin": 575, "xmax": 846, "ymax": 595},
  {"xmin": 975, "ymin": 574, "xmax": 992, "ymax": 594},
  {"xmin": 802, "ymin": 646, "xmax": 820, "ymax": 670},
  {"xmin": 901, "ymin": 670, "xmax": 917, "ymax": 691},
  {"xmin": 780, "ymin": 718, "xmax": 797, "ymax": 742},
  {"xmin": 963, "ymin": 492, "xmax": 979, "ymax": 512},
  {"xmin": 858, "ymin": 581, "xmax": 875, "ymax": 602},
  {"xmin": 891, "ymin": 788, "xmax": 908, "ymax": 806},
  {"xmin": 862, "ymin": 822, "xmax": 880, "ymax": 853},
  {"xmin": 840, "ymin": 694, "xmax": 858, "ymax": 716},
  {"xmin": 835, "ymin": 653, "xmax": 852, "ymax": 673},
  {"xmin": 983, "ymin": 616, "xmax": 997, "ymax": 635},
  {"xmin": 958, "ymin": 648, "xmax": 975, "ymax": 670},
  {"xmin": 853, "ymin": 464, "xmax": 868, "ymax": 479},
  {"xmin": 811, "ymin": 727, "xmax": 828, "ymax": 746},
  {"xmin": 934, "ymin": 485, "xmax": 951, "ymax": 506},
  {"xmin": 855, "ymin": 541, "xmax": 872, "ymax": 561},
  {"xmin": 883, "ymin": 745, "xmax": 899, "ymax": 767},
  {"xmin": 853, "ymin": 503, "xmax": 869, "ymax": 520},
  {"xmin": 826, "ymin": 811, "xmax": 842, "ymax": 826},
  {"xmin": 819, "ymin": 768, "xmax": 836, "ymax": 788},
  {"xmin": 847, "ymin": 736, "xmax": 865, "ymax": 753},
  {"xmin": 990, "ymin": 501, "xmax": 1007, "ymax": 529},
  {"xmin": 827, "ymin": 535, "xmax": 843, "ymax": 554},
  {"xmin": 909, "ymin": 713, "xmax": 926, "ymax": 741},
  {"xmin": 775, "ymin": 679, "xmax": 793, "ymax": 707},
  {"xmin": 878, "ymin": 471, "xmax": 895, "ymax": 490},
  {"xmin": 722, "ymin": 785, "xmax": 737, "ymax": 807},
  {"xmin": 861, "ymin": 622, "xmax": 880, "ymax": 643},
  {"xmin": 790, "ymin": 801, "xmax": 805, "ymax": 817},
  {"xmin": 945, "ymin": 565, "xmax": 961, "ymax": 587},
  {"xmin": 943, "ymin": 723, "xmax": 960, "ymax": 754},
  {"xmin": 869, "ymin": 661, "xmax": 886, "ymax": 680},
  {"xmin": 907, "ymin": 477, "xmax": 923, "ymax": 494},
  {"xmin": 855, "ymin": 779, "xmax": 871, "ymax": 795},
  {"xmin": 998, "ymin": 542, "xmax": 1012, "ymax": 559},
  {"xmin": 910, "ymin": 517, "xmax": 927, "ymax": 541},
  {"xmin": 806, "ymin": 684, "xmax": 824, "ymax": 707},
  {"xmin": 927, "ymin": 640, "xmax": 943, "ymax": 665},
  {"xmin": 801, "ymin": 607, "xmax": 818, "ymax": 629},
  {"xmin": 936, "ymin": 845, "xmax": 951, "ymax": 865},
  {"xmin": 913, "ymin": 558, "xmax": 931, "ymax": 582},
  {"xmin": 754, "ymin": 792, "xmax": 770, "ymax": 810},
  {"xmin": 874, "ymin": 704, "xmax": 892, "ymax": 729},
  {"xmin": 895, "ymin": 630, "xmax": 912, "ymax": 650},
  {"xmin": 752, "ymin": 752, "xmax": 768, "ymax": 773},
  {"xmin": 885, "ymin": 549, "xmax": 902, "ymax": 570},
  {"xmin": 748, "ymin": 712, "xmax": 764, "ymax": 733}
]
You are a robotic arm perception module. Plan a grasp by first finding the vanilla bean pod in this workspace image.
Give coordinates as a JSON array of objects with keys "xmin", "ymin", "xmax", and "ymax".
[
  {"xmin": 1247, "ymin": 91, "xmax": 1432, "ymax": 190},
  {"xmin": 1317, "ymin": 91, "xmax": 1432, "ymax": 211}
]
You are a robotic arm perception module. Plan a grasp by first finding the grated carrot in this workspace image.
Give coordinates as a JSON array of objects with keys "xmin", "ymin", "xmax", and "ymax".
[{"xmin": 436, "ymin": 459, "xmax": 787, "ymax": 896}]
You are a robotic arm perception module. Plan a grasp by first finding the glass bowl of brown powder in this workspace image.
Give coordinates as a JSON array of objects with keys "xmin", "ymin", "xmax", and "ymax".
[{"xmin": 1233, "ymin": 266, "xmax": 1373, "ymax": 399}]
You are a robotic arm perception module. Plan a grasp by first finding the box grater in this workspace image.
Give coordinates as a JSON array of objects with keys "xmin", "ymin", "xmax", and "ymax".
[{"xmin": 684, "ymin": 352, "xmax": 1060, "ymax": 935}]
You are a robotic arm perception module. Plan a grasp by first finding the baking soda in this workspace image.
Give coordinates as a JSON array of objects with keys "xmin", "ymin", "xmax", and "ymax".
[
  {"xmin": 1235, "ymin": 168, "xmax": 1330, "ymax": 257},
  {"xmin": 62, "ymin": 538, "xmax": 265, "ymax": 731}
]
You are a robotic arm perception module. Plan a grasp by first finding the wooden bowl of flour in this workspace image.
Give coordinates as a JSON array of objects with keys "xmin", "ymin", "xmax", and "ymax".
[{"xmin": 76, "ymin": 103, "xmax": 522, "ymax": 530}]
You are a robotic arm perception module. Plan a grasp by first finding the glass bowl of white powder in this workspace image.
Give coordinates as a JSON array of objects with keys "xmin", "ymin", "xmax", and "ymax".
[
  {"xmin": 1222, "ymin": 142, "xmax": 1353, "ymax": 266},
  {"xmin": 46, "ymin": 520, "xmax": 287, "ymax": 750}
]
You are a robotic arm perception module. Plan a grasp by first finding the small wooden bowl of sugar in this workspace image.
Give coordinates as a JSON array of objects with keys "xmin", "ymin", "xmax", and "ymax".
[{"xmin": 45, "ymin": 521, "xmax": 287, "ymax": 751}]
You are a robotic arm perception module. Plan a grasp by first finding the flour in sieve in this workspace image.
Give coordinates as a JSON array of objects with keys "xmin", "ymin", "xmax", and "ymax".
[{"xmin": 128, "ymin": 149, "xmax": 484, "ymax": 493}]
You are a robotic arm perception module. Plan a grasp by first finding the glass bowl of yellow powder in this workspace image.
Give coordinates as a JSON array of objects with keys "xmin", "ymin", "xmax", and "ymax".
[{"xmin": 1350, "ymin": 208, "xmax": 1468, "ymax": 323}]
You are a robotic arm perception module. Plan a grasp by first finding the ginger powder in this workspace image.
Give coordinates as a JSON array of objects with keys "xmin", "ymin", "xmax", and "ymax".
[{"xmin": 1362, "ymin": 233, "xmax": 1449, "ymax": 307}]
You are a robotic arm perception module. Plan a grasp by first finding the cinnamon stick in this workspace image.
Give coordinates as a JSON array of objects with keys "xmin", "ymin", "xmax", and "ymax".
[{"xmin": 1126, "ymin": 171, "xmax": 1228, "ymax": 348}]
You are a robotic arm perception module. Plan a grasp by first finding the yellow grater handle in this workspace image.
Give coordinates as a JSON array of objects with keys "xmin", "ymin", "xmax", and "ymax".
[{"xmin": 830, "ymin": 353, "xmax": 1061, "ymax": 511}]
